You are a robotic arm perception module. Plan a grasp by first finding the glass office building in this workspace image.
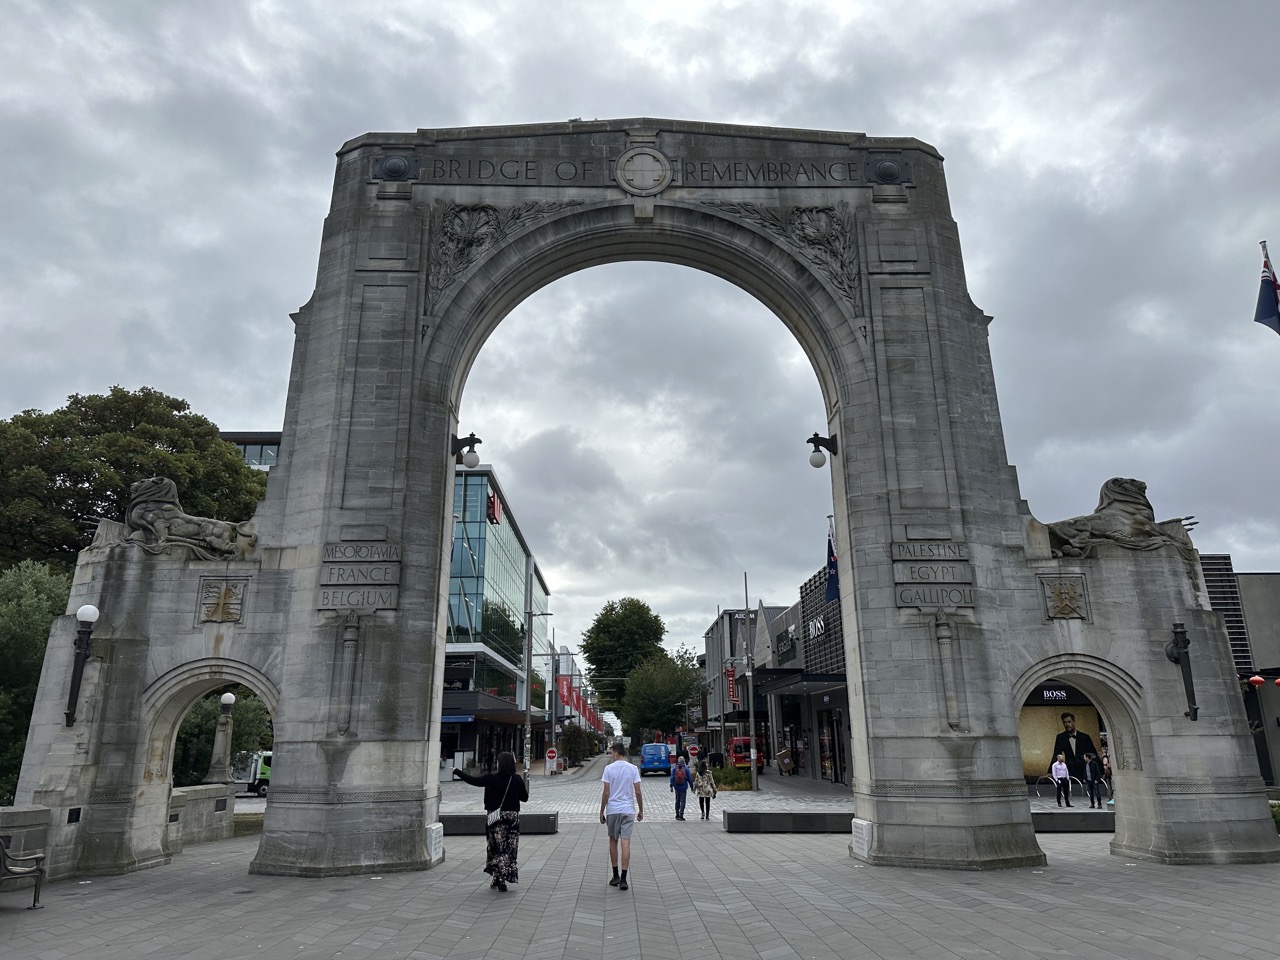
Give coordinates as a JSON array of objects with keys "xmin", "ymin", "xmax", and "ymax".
[
  {"xmin": 442, "ymin": 466, "xmax": 551, "ymax": 771},
  {"xmin": 220, "ymin": 431, "xmax": 281, "ymax": 470}
]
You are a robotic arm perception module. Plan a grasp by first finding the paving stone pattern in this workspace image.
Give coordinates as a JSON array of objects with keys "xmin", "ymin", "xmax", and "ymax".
[{"xmin": 4, "ymin": 761, "xmax": 1277, "ymax": 960}]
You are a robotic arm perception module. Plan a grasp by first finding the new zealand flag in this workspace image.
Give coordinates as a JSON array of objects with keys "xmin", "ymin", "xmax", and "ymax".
[
  {"xmin": 824, "ymin": 518, "xmax": 839, "ymax": 603},
  {"xmin": 1256, "ymin": 241, "xmax": 1280, "ymax": 337}
]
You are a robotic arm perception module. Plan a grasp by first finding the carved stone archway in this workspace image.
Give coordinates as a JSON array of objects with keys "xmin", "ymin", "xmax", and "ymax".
[{"xmin": 18, "ymin": 119, "xmax": 1278, "ymax": 876}]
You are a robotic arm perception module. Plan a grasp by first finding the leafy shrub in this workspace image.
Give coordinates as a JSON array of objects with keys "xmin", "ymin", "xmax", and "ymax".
[
  {"xmin": 1271, "ymin": 802, "xmax": 1279, "ymax": 833},
  {"xmin": 710, "ymin": 764, "xmax": 753, "ymax": 790}
]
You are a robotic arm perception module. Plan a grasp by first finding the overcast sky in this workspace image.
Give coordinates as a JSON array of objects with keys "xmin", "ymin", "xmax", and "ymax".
[{"xmin": 4, "ymin": 1, "xmax": 1279, "ymax": 660}]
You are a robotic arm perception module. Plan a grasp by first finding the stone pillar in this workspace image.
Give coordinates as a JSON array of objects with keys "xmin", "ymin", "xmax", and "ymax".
[{"xmin": 202, "ymin": 694, "xmax": 235, "ymax": 784}]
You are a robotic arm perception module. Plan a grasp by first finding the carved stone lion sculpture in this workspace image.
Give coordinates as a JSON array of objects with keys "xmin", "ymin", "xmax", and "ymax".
[
  {"xmin": 1046, "ymin": 477, "xmax": 1194, "ymax": 560},
  {"xmin": 125, "ymin": 477, "xmax": 257, "ymax": 561}
]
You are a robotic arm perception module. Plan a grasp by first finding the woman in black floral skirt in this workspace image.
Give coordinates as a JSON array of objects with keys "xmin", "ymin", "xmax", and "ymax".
[{"xmin": 453, "ymin": 751, "xmax": 529, "ymax": 891}]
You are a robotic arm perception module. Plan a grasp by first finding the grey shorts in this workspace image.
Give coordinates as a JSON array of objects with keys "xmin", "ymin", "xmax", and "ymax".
[{"xmin": 606, "ymin": 813, "xmax": 636, "ymax": 840}]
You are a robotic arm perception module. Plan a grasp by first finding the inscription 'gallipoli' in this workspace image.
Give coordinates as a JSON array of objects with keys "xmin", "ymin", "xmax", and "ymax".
[{"xmin": 896, "ymin": 585, "xmax": 975, "ymax": 608}]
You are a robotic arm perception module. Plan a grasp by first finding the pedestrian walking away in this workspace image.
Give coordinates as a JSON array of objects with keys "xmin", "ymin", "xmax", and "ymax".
[
  {"xmin": 453, "ymin": 750, "xmax": 529, "ymax": 891},
  {"xmin": 600, "ymin": 741, "xmax": 644, "ymax": 891},
  {"xmin": 669, "ymin": 755, "xmax": 693, "ymax": 820},
  {"xmin": 693, "ymin": 759, "xmax": 717, "ymax": 820},
  {"xmin": 1051, "ymin": 753, "xmax": 1072, "ymax": 808},
  {"xmin": 1083, "ymin": 752, "xmax": 1104, "ymax": 808}
]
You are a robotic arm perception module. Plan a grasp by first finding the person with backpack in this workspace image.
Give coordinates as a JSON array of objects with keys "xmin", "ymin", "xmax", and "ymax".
[{"xmin": 669, "ymin": 756, "xmax": 693, "ymax": 820}]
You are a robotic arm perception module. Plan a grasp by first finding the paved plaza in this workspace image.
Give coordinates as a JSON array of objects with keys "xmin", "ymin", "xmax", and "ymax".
[{"xmin": 4, "ymin": 759, "xmax": 1277, "ymax": 960}]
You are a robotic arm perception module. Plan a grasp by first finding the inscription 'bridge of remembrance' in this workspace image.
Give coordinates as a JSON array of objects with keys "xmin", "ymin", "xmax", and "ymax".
[{"xmin": 17, "ymin": 119, "xmax": 1279, "ymax": 880}]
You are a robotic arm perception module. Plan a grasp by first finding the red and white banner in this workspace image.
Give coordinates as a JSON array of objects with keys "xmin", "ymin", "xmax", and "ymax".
[
  {"xmin": 556, "ymin": 676, "xmax": 572, "ymax": 706},
  {"xmin": 726, "ymin": 667, "xmax": 739, "ymax": 704}
]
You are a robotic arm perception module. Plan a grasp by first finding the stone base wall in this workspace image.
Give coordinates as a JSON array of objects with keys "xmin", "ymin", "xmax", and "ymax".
[{"xmin": 169, "ymin": 784, "xmax": 235, "ymax": 849}]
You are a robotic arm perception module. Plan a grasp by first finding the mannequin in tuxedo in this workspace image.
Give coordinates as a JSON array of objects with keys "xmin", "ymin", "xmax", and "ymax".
[{"xmin": 1049, "ymin": 712, "xmax": 1097, "ymax": 782}]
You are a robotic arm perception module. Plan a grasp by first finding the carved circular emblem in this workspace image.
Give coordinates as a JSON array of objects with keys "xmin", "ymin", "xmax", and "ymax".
[
  {"xmin": 614, "ymin": 146, "xmax": 673, "ymax": 197},
  {"xmin": 874, "ymin": 159, "xmax": 902, "ymax": 183},
  {"xmin": 383, "ymin": 155, "xmax": 410, "ymax": 179}
]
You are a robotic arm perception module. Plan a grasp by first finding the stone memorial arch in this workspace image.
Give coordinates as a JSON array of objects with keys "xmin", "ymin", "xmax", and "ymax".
[{"xmin": 17, "ymin": 119, "xmax": 1278, "ymax": 877}]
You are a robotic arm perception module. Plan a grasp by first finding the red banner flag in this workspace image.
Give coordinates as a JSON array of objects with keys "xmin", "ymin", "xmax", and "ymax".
[{"xmin": 557, "ymin": 676, "xmax": 572, "ymax": 705}]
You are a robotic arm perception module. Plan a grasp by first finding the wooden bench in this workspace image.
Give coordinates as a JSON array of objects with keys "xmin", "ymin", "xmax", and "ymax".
[{"xmin": 0, "ymin": 836, "xmax": 45, "ymax": 909}]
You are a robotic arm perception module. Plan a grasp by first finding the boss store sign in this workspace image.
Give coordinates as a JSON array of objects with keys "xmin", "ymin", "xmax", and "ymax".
[{"xmin": 1026, "ymin": 683, "xmax": 1090, "ymax": 707}]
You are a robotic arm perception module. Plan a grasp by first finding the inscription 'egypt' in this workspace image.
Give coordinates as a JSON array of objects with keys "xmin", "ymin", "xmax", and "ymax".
[{"xmin": 892, "ymin": 562, "xmax": 974, "ymax": 584}]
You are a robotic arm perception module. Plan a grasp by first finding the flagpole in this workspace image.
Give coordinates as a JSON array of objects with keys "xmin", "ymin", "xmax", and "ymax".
[{"xmin": 744, "ymin": 571, "xmax": 758, "ymax": 791}]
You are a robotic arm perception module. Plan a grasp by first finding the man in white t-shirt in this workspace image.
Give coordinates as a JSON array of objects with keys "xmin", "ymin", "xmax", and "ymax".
[{"xmin": 599, "ymin": 741, "xmax": 644, "ymax": 890}]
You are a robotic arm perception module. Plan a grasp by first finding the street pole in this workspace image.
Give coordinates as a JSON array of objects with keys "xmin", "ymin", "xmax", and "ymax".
[
  {"xmin": 523, "ymin": 555, "xmax": 534, "ymax": 782},
  {"xmin": 744, "ymin": 571, "xmax": 758, "ymax": 791},
  {"xmin": 549, "ymin": 629, "xmax": 557, "ymax": 775}
]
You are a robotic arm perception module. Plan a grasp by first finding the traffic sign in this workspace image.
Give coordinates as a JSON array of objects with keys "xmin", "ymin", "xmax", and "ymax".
[
  {"xmin": 688, "ymin": 745, "xmax": 700, "ymax": 758},
  {"xmin": 545, "ymin": 748, "xmax": 558, "ymax": 762}
]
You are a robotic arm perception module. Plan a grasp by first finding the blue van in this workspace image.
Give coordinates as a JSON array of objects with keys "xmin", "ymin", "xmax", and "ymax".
[{"xmin": 640, "ymin": 742, "xmax": 671, "ymax": 776}]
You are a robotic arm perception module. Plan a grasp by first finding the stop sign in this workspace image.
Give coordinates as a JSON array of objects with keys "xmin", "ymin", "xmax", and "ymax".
[
  {"xmin": 545, "ymin": 748, "xmax": 558, "ymax": 762},
  {"xmin": 688, "ymin": 745, "xmax": 700, "ymax": 758}
]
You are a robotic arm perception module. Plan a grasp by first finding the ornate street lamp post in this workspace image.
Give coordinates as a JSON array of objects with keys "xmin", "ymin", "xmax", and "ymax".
[{"xmin": 64, "ymin": 604, "xmax": 100, "ymax": 727}]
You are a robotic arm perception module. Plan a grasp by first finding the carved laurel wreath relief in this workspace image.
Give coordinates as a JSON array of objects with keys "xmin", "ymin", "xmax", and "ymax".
[
  {"xmin": 425, "ymin": 199, "xmax": 863, "ymax": 317},
  {"xmin": 426, "ymin": 200, "xmax": 584, "ymax": 314},
  {"xmin": 703, "ymin": 201, "xmax": 862, "ymax": 313}
]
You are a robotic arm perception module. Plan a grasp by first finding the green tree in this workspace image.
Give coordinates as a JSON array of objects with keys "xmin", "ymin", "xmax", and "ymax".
[
  {"xmin": 0, "ymin": 561, "xmax": 71, "ymax": 804},
  {"xmin": 171, "ymin": 686, "xmax": 274, "ymax": 788},
  {"xmin": 579, "ymin": 598, "xmax": 666, "ymax": 711},
  {"xmin": 618, "ymin": 646, "xmax": 704, "ymax": 743},
  {"xmin": 0, "ymin": 386, "xmax": 268, "ymax": 571},
  {"xmin": 557, "ymin": 722, "xmax": 594, "ymax": 765}
]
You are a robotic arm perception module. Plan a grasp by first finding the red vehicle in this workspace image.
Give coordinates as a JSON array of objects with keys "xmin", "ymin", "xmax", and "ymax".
[{"xmin": 729, "ymin": 737, "xmax": 765, "ymax": 773}]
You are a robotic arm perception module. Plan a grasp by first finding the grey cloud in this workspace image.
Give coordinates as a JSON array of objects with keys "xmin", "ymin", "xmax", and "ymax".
[{"xmin": 4, "ymin": 0, "xmax": 1279, "ymax": 653}]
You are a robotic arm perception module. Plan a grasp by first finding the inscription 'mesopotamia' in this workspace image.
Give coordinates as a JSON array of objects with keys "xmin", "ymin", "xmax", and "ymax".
[{"xmin": 323, "ymin": 543, "xmax": 402, "ymax": 562}]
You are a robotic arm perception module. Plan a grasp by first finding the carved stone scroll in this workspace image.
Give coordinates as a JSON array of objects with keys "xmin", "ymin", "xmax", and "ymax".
[
  {"xmin": 336, "ymin": 612, "xmax": 361, "ymax": 737},
  {"xmin": 934, "ymin": 612, "xmax": 962, "ymax": 732}
]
